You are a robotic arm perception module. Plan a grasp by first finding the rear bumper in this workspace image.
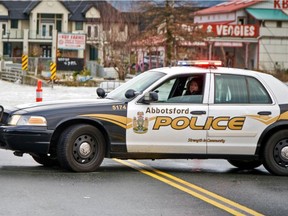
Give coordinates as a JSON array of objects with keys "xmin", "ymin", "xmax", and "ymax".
[{"xmin": 0, "ymin": 126, "xmax": 53, "ymax": 154}]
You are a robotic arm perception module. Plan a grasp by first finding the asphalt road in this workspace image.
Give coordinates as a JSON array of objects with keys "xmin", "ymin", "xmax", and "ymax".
[{"xmin": 0, "ymin": 150, "xmax": 287, "ymax": 216}]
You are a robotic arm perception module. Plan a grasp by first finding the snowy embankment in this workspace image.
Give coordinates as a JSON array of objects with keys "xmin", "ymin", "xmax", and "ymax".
[{"xmin": 0, "ymin": 80, "xmax": 97, "ymax": 107}]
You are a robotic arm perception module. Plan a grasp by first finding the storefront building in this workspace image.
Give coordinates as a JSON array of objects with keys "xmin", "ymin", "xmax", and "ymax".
[{"xmin": 194, "ymin": 0, "xmax": 288, "ymax": 71}]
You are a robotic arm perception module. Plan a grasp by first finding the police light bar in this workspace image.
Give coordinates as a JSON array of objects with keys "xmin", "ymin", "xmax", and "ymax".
[{"xmin": 177, "ymin": 60, "xmax": 222, "ymax": 67}]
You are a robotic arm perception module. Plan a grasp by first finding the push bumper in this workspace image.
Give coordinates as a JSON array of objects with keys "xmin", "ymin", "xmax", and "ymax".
[{"xmin": 0, "ymin": 126, "xmax": 53, "ymax": 154}]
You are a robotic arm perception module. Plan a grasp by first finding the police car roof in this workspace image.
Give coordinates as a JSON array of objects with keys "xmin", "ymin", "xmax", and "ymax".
[{"xmin": 148, "ymin": 66, "xmax": 268, "ymax": 78}]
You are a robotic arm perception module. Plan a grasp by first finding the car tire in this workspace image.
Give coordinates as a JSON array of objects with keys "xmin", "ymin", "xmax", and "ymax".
[
  {"xmin": 31, "ymin": 154, "xmax": 58, "ymax": 167},
  {"xmin": 57, "ymin": 124, "xmax": 105, "ymax": 172},
  {"xmin": 227, "ymin": 159, "xmax": 262, "ymax": 170},
  {"xmin": 263, "ymin": 129, "xmax": 288, "ymax": 176}
]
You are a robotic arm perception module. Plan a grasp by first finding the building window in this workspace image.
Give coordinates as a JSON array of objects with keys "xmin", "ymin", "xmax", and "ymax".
[
  {"xmin": 94, "ymin": 26, "xmax": 98, "ymax": 37},
  {"xmin": 11, "ymin": 20, "xmax": 18, "ymax": 29},
  {"xmin": 41, "ymin": 14, "xmax": 54, "ymax": 19},
  {"xmin": 238, "ymin": 17, "xmax": 246, "ymax": 25},
  {"xmin": 40, "ymin": 45, "xmax": 52, "ymax": 57},
  {"xmin": 49, "ymin": 25, "xmax": 53, "ymax": 37},
  {"xmin": 87, "ymin": 25, "xmax": 99, "ymax": 38},
  {"xmin": 56, "ymin": 20, "xmax": 62, "ymax": 32},
  {"xmin": 90, "ymin": 46, "xmax": 98, "ymax": 60},
  {"xmin": 277, "ymin": 21, "xmax": 282, "ymax": 28},
  {"xmin": 37, "ymin": 13, "xmax": 62, "ymax": 34},
  {"xmin": 75, "ymin": 22, "xmax": 83, "ymax": 30},
  {"xmin": 87, "ymin": 26, "xmax": 92, "ymax": 37},
  {"xmin": 2, "ymin": 23, "xmax": 7, "ymax": 35}
]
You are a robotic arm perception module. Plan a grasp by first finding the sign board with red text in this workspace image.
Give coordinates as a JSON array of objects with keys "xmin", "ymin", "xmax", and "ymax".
[
  {"xmin": 274, "ymin": 0, "xmax": 288, "ymax": 9},
  {"xmin": 202, "ymin": 24, "xmax": 259, "ymax": 38},
  {"xmin": 57, "ymin": 33, "xmax": 86, "ymax": 50}
]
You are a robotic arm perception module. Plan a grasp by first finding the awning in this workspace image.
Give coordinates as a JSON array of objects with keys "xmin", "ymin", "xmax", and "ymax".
[
  {"xmin": 214, "ymin": 42, "xmax": 243, "ymax": 47},
  {"xmin": 246, "ymin": 8, "xmax": 288, "ymax": 21},
  {"xmin": 200, "ymin": 20, "xmax": 234, "ymax": 25}
]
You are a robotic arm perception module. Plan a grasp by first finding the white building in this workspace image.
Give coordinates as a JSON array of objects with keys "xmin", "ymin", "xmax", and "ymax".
[{"xmin": 0, "ymin": 0, "xmax": 131, "ymax": 73}]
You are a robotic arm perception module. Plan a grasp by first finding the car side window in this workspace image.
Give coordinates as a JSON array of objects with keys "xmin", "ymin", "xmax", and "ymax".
[
  {"xmin": 247, "ymin": 77, "xmax": 272, "ymax": 104},
  {"xmin": 215, "ymin": 74, "xmax": 271, "ymax": 104},
  {"xmin": 153, "ymin": 75, "xmax": 204, "ymax": 103}
]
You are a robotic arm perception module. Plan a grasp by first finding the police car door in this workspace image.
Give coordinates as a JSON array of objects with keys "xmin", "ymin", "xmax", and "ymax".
[
  {"xmin": 126, "ymin": 74, "xmax": 209, "ymax": 154},
  {"xmin": 207, "ymin": 73, "xmax": 279, "ymax": 155}
]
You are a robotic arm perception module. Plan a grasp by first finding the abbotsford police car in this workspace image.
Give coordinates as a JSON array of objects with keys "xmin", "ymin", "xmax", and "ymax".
[{"xmin": 1, "ymin": 60, "xmax": 288, "ymax": 175}]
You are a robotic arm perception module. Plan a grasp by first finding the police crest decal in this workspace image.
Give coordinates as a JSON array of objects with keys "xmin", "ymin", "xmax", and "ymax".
[{"xmin": 133, "ymin": 111, "xmax": 148, "ymax": 134}]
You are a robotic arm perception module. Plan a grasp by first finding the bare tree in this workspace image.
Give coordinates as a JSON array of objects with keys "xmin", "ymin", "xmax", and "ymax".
[
  {"xmin": 100, "ymin": 0, "xmax": 209, "ymax": 79},
  {"xmin": 133, "ymin": 0, "xmax": 209, "ymax": 66},
  {"xmin": 100, "ymin": 1, "xmax": 140, "ymax": 80}
]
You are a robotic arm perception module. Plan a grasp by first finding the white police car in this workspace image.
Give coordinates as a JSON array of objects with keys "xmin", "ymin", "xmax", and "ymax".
[{"xmin": 1, "ymin": 60, "xmax": 288, "ymax": 175}]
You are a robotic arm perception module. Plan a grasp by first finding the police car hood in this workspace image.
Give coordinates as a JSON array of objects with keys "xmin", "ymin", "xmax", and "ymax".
[{"xmin": 10, "ymin": 98, "xmax": 121, "ymax": 114}]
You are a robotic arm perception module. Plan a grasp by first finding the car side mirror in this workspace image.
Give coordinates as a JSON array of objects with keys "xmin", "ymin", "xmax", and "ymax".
[
  {"xmin": 125, "ymin": 89, "xmax": 140, "ymax": 99},
  {"xmin": 142, "ymin": 92, "xmax": 158, "ymax": 104},
  {"xmin": 96, "ymin": 88, "xmax": 106, "ymax": 98}
]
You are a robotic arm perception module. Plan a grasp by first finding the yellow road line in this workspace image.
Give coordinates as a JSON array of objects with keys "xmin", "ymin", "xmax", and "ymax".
[
  {"xmin": 130, "ymin": 160, "xmax": 263, "ymax": 216},
  {"xmin": 113, "ymin": 159, "xmax": 264, "ymax": 216}
]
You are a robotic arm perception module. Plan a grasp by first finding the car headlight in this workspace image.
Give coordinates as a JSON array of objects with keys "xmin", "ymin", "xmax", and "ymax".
[{"xmin": 8, "ymin": 115, "xmax": 47, "ymax": 126}]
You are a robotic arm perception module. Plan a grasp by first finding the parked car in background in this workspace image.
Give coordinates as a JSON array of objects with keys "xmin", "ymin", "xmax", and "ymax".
[
  {"xmin": 143, "ymin": 55, "xmax": 164, "ymax": 68},
  {"xmin": 131, "ymin": 55, "xmax": 164, "ymax": 72}
]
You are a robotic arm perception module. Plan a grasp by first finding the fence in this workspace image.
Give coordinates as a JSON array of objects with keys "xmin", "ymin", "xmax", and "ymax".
[
  {"xmin": 0, "ymin": 66, "xmax": 23, "ymax": 83},
  {"xmin": 0, "ymin": 59, "xmax": 122, "ymax": 91},
  {"xmin": 99, "ymin": 80, "xmax": 123, "ymax": 92}
]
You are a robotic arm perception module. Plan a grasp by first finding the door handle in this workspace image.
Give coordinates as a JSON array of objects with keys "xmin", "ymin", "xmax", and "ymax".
[
  {"xmin": 257, "ymin": 111, "xmax": 272, "ymax": 115},
  {"xmin": 191, "ymin": 111, "xmax": 206, "ymax": 115}
]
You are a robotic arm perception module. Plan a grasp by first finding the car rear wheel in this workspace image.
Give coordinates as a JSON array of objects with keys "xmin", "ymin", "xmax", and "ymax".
[
  {"xmin": 57, "ymin": 124, "xmax": 105, "ymax": 172},
  {"xmin": 227, "ymin": 159, "xmax": 262, "ymax": 170},
  {"xmin": 263, "ymin": 129, "xmax": 288, "ymax": 176}
]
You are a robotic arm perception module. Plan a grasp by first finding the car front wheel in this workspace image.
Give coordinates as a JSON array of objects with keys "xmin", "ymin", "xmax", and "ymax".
[
  {"xmin": 263, "ymin": 129, "xmax": 288, "ymax": 176},
  {"xmin": 57, "ymin": 124, "xmax": 105, "ymax": 172}
]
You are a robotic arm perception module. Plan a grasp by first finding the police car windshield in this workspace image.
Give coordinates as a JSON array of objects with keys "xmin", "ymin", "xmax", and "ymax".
[{"xmin": 107, "ymin": 71, "xmax": 165, "ymax": 101}]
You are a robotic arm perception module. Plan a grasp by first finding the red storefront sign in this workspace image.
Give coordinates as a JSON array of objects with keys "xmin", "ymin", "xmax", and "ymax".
[
  {"xmin": 202, "ymin": 24, "xmax": 259, "ymax": 38},
  {"xmin": 274, "ymin": 0, "xmax": 288, "ymax": 9},
  {"xmin": 58, "ymin": 33, "xmax": 86, "ymax": 50}
]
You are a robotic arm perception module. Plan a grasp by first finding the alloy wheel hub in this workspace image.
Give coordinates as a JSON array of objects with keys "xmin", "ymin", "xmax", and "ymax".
[
  {"xmin": 281, "ymin": 146, "xmax": 288, "ymax": 160},
  {"xmin": 79, "ymin": 142, "xmax": 91, "ymax": 157}
]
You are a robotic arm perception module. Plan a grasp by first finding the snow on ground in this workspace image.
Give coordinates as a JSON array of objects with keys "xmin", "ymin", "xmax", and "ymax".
[{"xmin": 0, "ymin": 80, "xmax": 98, "ymax": 107}]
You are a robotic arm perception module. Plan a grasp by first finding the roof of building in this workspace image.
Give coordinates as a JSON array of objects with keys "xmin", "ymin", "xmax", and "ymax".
[
  {"xmin": 61, "ymin": 1, "xmax": 120, "ymax": 22},
  {"xmin": 22, "ymin": 1, "xmax": 70, "ymax": 15},
  {"xmin": 194, "ymin": 0, "xmax": 263, "ymax": 15},
  {"xmin": 0, "ymin": 1, "xmax": 33, "ymax": 20},
  {"xmin": 0, "ymin": 0, "xmax": 122, "ymax": 22},
  {"xmin": 246, "ymin": 8, "xmax": 288, "ymax": 21}
]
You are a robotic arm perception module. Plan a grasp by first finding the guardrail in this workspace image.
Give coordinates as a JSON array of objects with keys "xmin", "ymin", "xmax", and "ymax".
[{"xmin": 0, "ymin": 68, "xmax": 23, "ymax": 83}]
